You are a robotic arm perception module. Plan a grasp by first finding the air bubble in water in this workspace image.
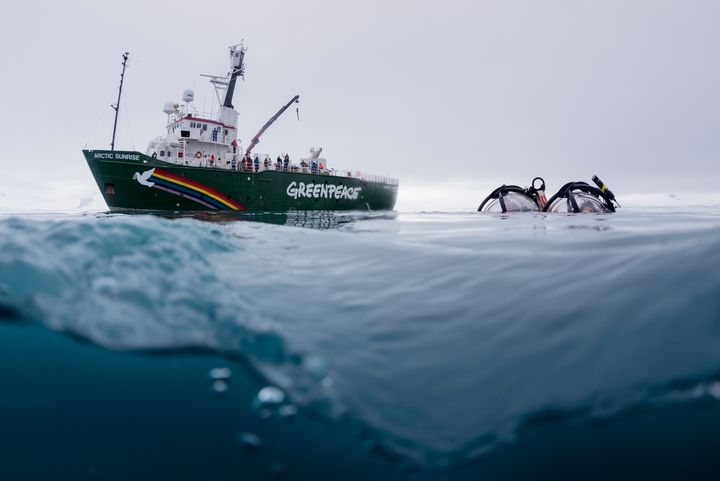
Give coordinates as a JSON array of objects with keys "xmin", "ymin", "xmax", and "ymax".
[
  {"xmin": 257, "ymin": 386, "xmax": 285, "ymax": 405},
  {"xmin": 237, "ymin": 432, "xmax": 262, "ymax": 452},
  {"xmin": 709, "ymin": 381, "xmax": 720, "ymax": 400},
  {"xmin": 209, "ymin": 367, "xmax": 232, "ymax": 380},
  {"xmin": 303, "ymin": 354, "xmax": 328, "ymax": 379},
  {"xmin": 278, "ymin": 404, "xmax": 298, "ymax": 418},
  {"xmin": 212, "ymin": 380, "xmax": 228, "ymax": 393},
  {"xmin": 91, "ymin": 277, "xmax": 117, "ymax": 295},
  {"xmin": 691, "ymin": 383, "xmax": 706, "ymax": 399}
]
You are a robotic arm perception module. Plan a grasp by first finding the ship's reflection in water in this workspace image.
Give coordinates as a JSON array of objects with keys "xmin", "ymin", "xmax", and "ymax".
[{"xmin": 100, "ymin": 209, "xmax": 398, "ymax": 230}]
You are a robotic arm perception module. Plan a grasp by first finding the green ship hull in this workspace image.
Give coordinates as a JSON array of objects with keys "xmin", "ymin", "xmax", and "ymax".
[{"xmin": 84, "ymin": 150, "xmax": 398, "ymax": 211}]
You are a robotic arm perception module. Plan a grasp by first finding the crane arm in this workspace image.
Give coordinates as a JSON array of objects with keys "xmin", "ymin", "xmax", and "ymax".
[{"xmin": 245, "ymin": 95, "xmax": 300, "ymax": 155}]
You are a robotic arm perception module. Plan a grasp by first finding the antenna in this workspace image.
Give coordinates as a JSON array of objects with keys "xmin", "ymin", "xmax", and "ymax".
[
  {"xmin": 111, "ymin": 52, "xmax": 130, "ymax": 151},
  {"xmin": 199, "ymin": 74, "xmax": 228, "ymax": 106}
]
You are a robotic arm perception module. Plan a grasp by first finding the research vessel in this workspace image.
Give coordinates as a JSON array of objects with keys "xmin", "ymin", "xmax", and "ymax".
[{"xmin": 83, "ymin": 44, "xmax": 398, "ymax": 211}]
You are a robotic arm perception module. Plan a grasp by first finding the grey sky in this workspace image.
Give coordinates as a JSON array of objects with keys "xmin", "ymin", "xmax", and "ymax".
[{"xmin": 1, "ymin": 0, "xmax": 718, "ymax": 207}]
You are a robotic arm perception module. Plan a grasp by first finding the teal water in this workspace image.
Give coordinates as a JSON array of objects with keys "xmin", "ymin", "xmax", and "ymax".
[{"xmin": 1, "ymin": 208, "xmax": 720, "ymax": 480}]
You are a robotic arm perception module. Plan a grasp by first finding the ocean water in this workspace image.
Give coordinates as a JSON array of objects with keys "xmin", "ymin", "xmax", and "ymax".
[{"xmin": 1, "ymin": 206, "xmax": 720, "ymax": 480}]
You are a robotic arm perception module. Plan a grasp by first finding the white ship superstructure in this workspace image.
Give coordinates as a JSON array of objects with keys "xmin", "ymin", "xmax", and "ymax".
[{"xmin": 146, "ymin": 43, "xmax": 245, "ymax": 169}]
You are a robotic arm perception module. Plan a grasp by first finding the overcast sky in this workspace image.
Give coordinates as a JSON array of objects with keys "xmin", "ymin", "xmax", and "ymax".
[{"xmin": 1, "ymin": 0, "xmax": 718, "ymax": 209}]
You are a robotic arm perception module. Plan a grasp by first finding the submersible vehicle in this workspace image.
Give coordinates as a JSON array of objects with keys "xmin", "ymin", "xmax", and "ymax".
[
  {"xmin": 478, "ymin": 176, "xmax": 619, "ymax": 213},
  {"xmin": 83, "ymin": 44, "xmax": 399, "ymax": 211}
]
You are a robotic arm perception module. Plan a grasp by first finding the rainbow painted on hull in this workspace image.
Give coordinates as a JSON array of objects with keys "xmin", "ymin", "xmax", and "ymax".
[{"xmin": 144, "ymin": 168, "xmax": 245, "ymax": 210}]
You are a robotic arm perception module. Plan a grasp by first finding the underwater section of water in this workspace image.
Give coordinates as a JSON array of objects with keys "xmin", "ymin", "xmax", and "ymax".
[{"xmin": 1, "ymin": 207, "xmax": 720, "ymax": 475}]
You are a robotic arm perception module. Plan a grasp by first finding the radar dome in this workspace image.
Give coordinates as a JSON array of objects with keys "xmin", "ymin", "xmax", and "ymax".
[
  {"xmin": 183, "ymin": 89, "xmax": 194, "ymax": 103},
  {"xmin": 162, "ymin": 101, "xmax": 178, "ymax": 115}
]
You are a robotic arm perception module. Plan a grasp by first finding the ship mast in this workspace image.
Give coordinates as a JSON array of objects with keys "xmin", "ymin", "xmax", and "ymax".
[
  {"xmin": 223, "ymin": 43, "xmax": 246, "ymax": 108},
  {"xmin": 111, "ymin": 52, "xmax": 130, "ymax": 151}
]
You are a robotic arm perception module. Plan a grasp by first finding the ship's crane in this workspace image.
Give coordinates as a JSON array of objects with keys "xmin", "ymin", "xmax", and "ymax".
[{"xmin": 245, "ymin": 95, "xmax": 300, "ymax": 155}]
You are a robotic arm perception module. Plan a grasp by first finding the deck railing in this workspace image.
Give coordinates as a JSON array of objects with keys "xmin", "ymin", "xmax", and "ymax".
[{"xmin": 232, "ymin": 161, "xmax": 398, "ymax": 185}]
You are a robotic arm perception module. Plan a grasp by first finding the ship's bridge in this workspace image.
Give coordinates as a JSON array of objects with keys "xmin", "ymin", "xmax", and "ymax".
[
  {"xmin": 147, "ymin": 107, "xmax": 241, "ymax": 168},
  {"xmin": 167, "ymin": 115, "xmax": 237, "ymax": 146}
]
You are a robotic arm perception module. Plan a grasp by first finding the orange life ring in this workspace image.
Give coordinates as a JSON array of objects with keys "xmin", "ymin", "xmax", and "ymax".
[{"xmin": 195, "ymin": 151, "xmax": 202, "ymax": 159}]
